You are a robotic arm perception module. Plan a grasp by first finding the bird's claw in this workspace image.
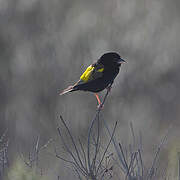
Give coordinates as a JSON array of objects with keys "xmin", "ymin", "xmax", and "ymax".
[{"xmin": 97, "ymin": 103, "xmax": 104, "ymax": 110}]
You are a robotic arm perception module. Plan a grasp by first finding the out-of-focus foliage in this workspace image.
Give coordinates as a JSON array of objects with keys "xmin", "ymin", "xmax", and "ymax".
[
  {"xmin": 166, "ymin": 139, "xmax": 180, "ymax": 179},
  {"xmin": 6, "ymin": 159, "xmax": 47, "ymax": 180}
]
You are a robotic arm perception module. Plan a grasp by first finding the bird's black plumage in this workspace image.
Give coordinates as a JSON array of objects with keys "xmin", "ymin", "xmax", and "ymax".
[{"xmin": 60, "ymin": 52, "xmax": 125, "ymax": 95}]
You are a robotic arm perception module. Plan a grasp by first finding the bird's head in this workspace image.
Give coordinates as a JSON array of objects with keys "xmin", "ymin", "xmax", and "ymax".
[{"xmin": 98, "ymin": 52, "xmax": 126, "ymax": 68}]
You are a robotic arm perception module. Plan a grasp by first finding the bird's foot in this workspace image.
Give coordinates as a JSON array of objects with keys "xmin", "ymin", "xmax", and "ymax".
[{"xmin": 97, "ymin": 103, "xmax": 104, "ymax": 110}]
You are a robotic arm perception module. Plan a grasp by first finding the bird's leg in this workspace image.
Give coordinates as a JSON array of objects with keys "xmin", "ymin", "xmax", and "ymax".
[
  {"xmin": 94, "ymin": 93, "xmax": 104, "ymax": 109},
  {"xmin": 95, "ymin": 93, "xmax": 101, "ymax": 105}
]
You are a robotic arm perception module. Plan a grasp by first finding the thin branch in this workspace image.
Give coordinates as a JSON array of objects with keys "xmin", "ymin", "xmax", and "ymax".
[
  {"xmin": 57, "ymin": 127, "xmax": 86, "ymax": 176},
  {"xmin": 96, "ymin": 121, "xmax": 117, "ymax": 174},
  {"xmin": 0, "ymin": 130, "xmax": 8, "ymax": 143},
  {"xmin": 54, "ymin": 145, "xmax": 87, "ymax": 177},
  {"xmin": 59, "ymin": 115, "xmax": 85, "ymax": 171},
  {"xmin": 130, "ymin": 122, "xmax": 136, "ymax": 151},
  {"xmin": 101, "ymin": 114, "xmax": 128, "ymax": 172},
  {"xmin": 146, "ymin": 126, "xmax": 171, "ymax": 180},
  {"xmin": 91, "ymin": 113, "xmax": 100, "ymax": 173},
  {"xmin": 78, "ymin": 139, "xmax": 88, "ymax": 172},
  {"xmin": 87, "ymin": 88, "xmax": 111, "ymax": 174},
  {"xmin": 39, "ymin": 138, "xmax": 54, "ymax": 151},
  {"xmin": 138, "ymin": 149, "xmax": 144, "ymax": 177},
  {"xmin": 74, "ymin": 167, "xmax": 83, "ymax": 180},
  {"xmin": 118, "ymin": 142, "xmax": 129, "ymax": 172},
  {"xmin": 135, "ymin": 151, "xmax": 141, "ymax": 178},
  {"xmin": 125, "ymin": 152, "xmax": 137, "ymax": 180}
]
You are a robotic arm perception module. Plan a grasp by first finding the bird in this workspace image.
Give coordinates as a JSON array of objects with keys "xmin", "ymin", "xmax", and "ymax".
[{"xmin": 60, "ymin": 52, "xmax": 126, "ymax": 107}]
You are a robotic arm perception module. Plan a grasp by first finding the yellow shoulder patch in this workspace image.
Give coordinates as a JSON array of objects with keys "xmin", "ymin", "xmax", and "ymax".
[{"xmin": 80, "ymin": 65, "xmax": 94, "ymax": 82}]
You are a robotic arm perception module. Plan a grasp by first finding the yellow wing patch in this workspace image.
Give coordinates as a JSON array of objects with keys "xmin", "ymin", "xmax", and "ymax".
[
  {"xmin": 80, "ymin": 65, "xmax": 104, "ymax": 82},
  {"xmin": 97, "ymin": 68, "xmax": 104, "ymax": 72},
  {"xmin": 80, "ymin": 65, "xmax": 94, "ymax": 82}
]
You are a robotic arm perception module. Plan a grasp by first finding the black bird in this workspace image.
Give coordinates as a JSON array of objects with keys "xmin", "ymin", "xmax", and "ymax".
[{"xmin": 60, "ymin": 52, "xmax": 126, "ymax": 106}]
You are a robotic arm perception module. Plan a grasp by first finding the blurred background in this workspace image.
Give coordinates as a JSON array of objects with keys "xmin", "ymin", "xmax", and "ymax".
[{"xmin": 0, "ymin": 0, "xmax": 180, "ymax": 179}]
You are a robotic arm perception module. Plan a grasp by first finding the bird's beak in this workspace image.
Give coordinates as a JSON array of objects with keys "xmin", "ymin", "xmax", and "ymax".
[{"xmin": 117, "ymin": 58, "xmax": 126, "ymax": 64}]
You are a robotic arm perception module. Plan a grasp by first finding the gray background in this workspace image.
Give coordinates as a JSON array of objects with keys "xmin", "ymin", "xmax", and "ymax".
[{"xmin": 1, "ymin": 0, "xmax": 180, "ymax": 179}]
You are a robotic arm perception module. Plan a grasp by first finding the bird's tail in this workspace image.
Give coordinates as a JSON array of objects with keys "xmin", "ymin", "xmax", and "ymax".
[{"xmin": 59, "ymin": 85, "xmax": 76, "ymax": 95}]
